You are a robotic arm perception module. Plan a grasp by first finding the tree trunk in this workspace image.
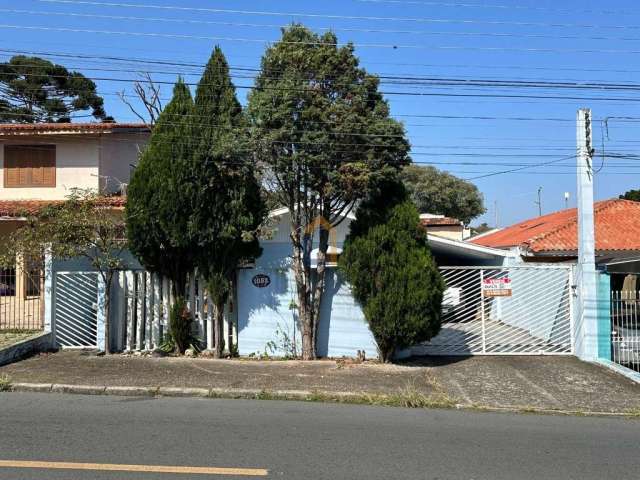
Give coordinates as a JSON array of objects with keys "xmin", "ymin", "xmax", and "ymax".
[
  {"xmin": 104, "ymin": 286, "xmax": 111, "ymax": 354},
  {"xmin": 172, "ymin": 266, "xmax": 187, "ymax": 298},
  {"xmin": 213, "ymin": 300, "xmax": 224, "ymax": 359},
  {"xmin": 293, "ymin": 227, "xmax": 316, "ymax": 360},
  {"xmin": 311, "ymin": 226, "xmax": 329, "ymax": 356}
]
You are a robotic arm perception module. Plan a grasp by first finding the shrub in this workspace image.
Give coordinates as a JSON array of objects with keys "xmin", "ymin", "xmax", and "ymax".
[
  {"xmin": 163, "ymin": 297, "xmax": 198, "ymax": 355},
  {"xmin": 340, "ymin": 201, "xmax": 444, "ymax": 362}
]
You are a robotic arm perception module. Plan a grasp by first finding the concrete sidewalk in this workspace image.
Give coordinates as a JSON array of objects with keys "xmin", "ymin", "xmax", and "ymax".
[{"xmin": 1, "ymin": 351, "xmax": 639, "ymax": 414}]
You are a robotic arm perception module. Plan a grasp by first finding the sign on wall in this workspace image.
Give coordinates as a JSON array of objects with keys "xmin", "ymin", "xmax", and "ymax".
[
  {"xmin": 252, "ymin": 274, "xmax": 271, "ymax": 288},
  {"xmin": 482, "ymin": 277, "xmax": 512, "ymax": 297}
]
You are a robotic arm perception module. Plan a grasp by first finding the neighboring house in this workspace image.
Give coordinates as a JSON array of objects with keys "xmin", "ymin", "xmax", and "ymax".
[
  {"xmin": 470, "ymin": 199, "xmax": 640, "ymax": 288},
  {"xmin": 0, "ymin": 122, "xmax": 149, "ymax": 329},
  {"xmin": 420, "ymin": 213, "xmax": 470, "ymax": 241}
]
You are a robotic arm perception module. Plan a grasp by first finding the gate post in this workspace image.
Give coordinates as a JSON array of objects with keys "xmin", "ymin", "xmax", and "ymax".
[
  {"xmin": 480, "ymin": 269, "xmax": 486, "ymax": 353},
  {"xmin": 96, "ymin": 275, "xmax": 106, "ymax": 351},
  {"xmin": 43, "ymin": 251, "xmax": 54, "ymax": 348}
]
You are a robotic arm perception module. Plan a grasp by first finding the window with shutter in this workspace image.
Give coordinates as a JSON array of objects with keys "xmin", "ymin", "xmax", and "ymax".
[{"xmin": 3, "ymin": 145, "xmax": 56, "ymax": 188}]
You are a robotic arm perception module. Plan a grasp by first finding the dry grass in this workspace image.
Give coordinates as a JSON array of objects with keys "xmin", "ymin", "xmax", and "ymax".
[
  {"xmin": 0, "ymin": 374, "xmax": 11, "ymax": 392},
  {"xmin": 0, "ymin": 330, "xmax": 39, "ymax": 349}
]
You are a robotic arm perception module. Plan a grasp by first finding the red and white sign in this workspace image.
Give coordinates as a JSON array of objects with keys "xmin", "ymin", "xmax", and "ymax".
[{"xmin": 482, "ymin": 277, "xmax": 512, "ymax": 297}]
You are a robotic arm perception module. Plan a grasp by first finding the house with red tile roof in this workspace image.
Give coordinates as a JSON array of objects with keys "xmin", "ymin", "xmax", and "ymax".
[
  {"xmin": 470, "ymin": 199, "xmax": 640, "ymax": 285},
  {"xmin": 0, "ymin": 123, "xmax": 149, "ymax": 324},
  {"xmin": 420, "ymin": 213, "xmax": 471, "ymax": 241}
]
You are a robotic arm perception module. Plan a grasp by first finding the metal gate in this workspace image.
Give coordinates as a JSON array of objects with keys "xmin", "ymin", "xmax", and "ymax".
[
  {"xmin": 420, "ymin": 266, "xmax": 574, "ymax": 355},
  {"xmin": 611, "ymin": 290, "xmax": 640, "ymax": 372},
  {"xmin": 54, "ymin": 272, "xmax": 99, "ymax": 348}
]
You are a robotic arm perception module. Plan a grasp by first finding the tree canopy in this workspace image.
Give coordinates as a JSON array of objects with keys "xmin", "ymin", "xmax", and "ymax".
[
  {"xmin": 125, "ymin": 79, "xmax": 195, "ymax": 294},
  {"xmin": 247, "ymin": 24, "xmax": 411, "ymax": 359},
  {"xmin": 620, "ymin": 189, "xmax": 640, "ymax": 202},
  {"xmin": 400, "ymin": 164, "xmax": 485, "ymax": 224},
  {"xmin": 0, "ymin": 55, "xmax": 111, "ymax": 123},
  {"xmin": 188, "ymin": 46, "xmax": 266, "ymax": 356}
]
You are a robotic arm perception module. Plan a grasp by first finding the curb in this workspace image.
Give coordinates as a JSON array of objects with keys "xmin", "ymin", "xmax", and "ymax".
[{"xmin": 5, "ymin": 382, "xmax": 639, "ymax": 418}]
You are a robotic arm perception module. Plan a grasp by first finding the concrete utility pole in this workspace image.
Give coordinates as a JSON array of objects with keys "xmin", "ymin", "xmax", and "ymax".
[{"xmin": 576, "ymin": 108, "xmax": 598, "ymax": 360}]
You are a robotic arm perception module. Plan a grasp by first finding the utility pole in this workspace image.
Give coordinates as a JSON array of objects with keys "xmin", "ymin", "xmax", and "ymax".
[
  {"xmin": 564, "ymin": 192, "xmax": 570, "ymax": 210},
  {"xmin": 534, "ymin": 186, "xmax": 543, "ymax": 216},
  {"xmin": 576, "ymin": 108, "xmax": 598, "ymax": 360}
]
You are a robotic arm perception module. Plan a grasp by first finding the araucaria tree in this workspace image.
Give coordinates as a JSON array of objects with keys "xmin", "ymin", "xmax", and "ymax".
[
  {"xmin": 0, "ymin": 55, "xmax": 111, "ymax": 123},
  {"xmin": 126, "ymin": 79, "xmax": 196, "ymax": 296},
  {"xmin": 0, "ymin": 190, "xmax": 127, "ymax": 354},
  {"xmin": 340, "ymin": 193, "xmax": 444, "ymax": 362},
  {"xmin": 188, "ymin": 47, "xmax": 265, "ymax": 357},
  {"xmin": 247, "ymin": 25, "xmax": 410, "ymax": 360}
]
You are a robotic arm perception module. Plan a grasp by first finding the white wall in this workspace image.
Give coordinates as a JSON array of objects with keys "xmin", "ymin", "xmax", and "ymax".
[
  {"xmin": 0, "ymin": 133, "xmax": 147, "ymax": 200},
  {"xmin": 0, "ymin": 138, "xmax": 100, "ymax": 200},
  {"xmin": 238, "ymin": 212, "xmax": 379, "ymax": 359},
  {"xmin": 99, "ymin": 134, "xmax": 146, "ymax": 194}
]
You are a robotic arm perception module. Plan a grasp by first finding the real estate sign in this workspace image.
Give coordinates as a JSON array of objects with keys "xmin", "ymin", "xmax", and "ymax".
[{"xmin": 482, "ymin": 277, "xmax": 512, "ymax": 297}]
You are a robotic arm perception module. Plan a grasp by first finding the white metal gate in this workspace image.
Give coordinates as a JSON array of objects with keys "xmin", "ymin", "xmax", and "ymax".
[
  {"xmin": 53, "ymin": 272, "xmax": 99, "ymax": 348},
  {"xmin": 611, "ymin": 290, "xmax": 640, "ymax": 372},
  {"xmin": 420, "ymin": 266, "xmax": 574, "ymax": 355}
]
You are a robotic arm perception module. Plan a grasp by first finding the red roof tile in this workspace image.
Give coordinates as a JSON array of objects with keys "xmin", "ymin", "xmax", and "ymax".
[
  {"xmin": 471, "ymin": 199, "xmax": 640, "ymax": 254},
  {"xmin": 0, "ymin": 197, "xmax": 126, "ymax": 218},
  {"xmin": 0, "ymin": 123, "xmax": 149, "ymax": 135}
]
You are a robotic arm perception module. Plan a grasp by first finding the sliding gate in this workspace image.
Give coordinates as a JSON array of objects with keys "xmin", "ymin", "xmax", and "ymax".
[{"xmin": 420, "ymin": 266, "xmax": 574, "ymax": 355}]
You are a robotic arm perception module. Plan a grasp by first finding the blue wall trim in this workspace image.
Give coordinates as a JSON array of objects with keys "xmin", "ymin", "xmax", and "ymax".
[{"xmin": 596, "ymin": 272, "xmax": 611, "ymax": 361}]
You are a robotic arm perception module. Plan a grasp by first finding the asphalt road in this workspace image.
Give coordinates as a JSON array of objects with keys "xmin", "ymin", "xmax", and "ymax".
[{"xmin": 1, "ymin": 393, "xmax": 639, "ymax": 480}]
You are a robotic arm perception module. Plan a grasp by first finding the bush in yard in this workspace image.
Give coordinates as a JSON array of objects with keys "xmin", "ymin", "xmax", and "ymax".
[
  {"xmin": 340, "ymin": 200, "xmax": 444, "ymax": 362},
  {"xmin": 164, "ymin": 297, "xmax": 198, "ymax": 355}
]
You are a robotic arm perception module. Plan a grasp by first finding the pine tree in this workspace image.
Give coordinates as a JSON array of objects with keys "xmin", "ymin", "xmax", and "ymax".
[
  {"xmin": 0, "ymin": 55, "xmax": 111, "ymax": 123},
  {"xmin": 126, "ymin": 79, "xmax": 195, "ymax": 296},
  {"xmin": 188, "ymin": 46, "xmax": 265, "ymax": 357}
]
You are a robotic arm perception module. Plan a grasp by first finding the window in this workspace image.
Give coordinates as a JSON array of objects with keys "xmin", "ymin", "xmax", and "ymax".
[{"xmin": 4, "ymin": 145, "xmax": 56, "ymax": 188}]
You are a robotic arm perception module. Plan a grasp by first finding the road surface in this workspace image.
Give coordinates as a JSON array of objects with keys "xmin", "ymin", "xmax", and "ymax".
[{"xmin": 1, "ymin": 392, "xmax": 639, "ymax": 479}]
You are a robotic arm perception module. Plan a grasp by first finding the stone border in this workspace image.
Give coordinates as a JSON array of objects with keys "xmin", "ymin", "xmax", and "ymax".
[
  {"xmin": 0, "ymin": 333, "xmax": 53, "ymax": 367},
  {"xmin": 5, "ymin": 382, "xmax": 639, "ymax": 418}
]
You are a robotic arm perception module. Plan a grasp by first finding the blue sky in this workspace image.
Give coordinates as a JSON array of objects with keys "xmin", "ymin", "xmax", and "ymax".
[{"xmin": 2, "ymin": 0, "xmax": 639, "ymax": 226}]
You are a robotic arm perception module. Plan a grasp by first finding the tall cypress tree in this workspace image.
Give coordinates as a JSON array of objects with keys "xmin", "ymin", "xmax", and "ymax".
[
  {"xmin": 188, "ymin": 46, "xmax": 265, "ymax": 357},
  {"xmin": 126, "ymin": 79, "xmax": 195, "ymax": 296}
]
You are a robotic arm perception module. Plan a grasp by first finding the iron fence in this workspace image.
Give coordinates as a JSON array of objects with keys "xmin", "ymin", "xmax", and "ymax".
[
  {"xmin": 0, "ymin": 260, "xmax": 45, "ymax": 332},
  {"xmin": 611, "ymin": 290, "xmax": 640, "ymax": 372}
]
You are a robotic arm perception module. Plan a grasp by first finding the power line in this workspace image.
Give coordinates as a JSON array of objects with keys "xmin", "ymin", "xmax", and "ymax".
[
  {"xmin": 7, "ymin": 47, "xmax": 640, "ymax": 78},
  {"xmin": 6, "ymin": 23, "xmax": 640, "ymax": 55},
  {"xmin": 355, "ymin": 0, "xmax": 639, "ymax": 16},
  {"xmin": 6, "ymin": 8, "xmax": 640, "ymax": 43},
  {"xmin": 5, "ymin": 70, "xmax": 640, "ymax": 104},
  {"xmin": 38, "ymin": 0, "xmax": 640, "ymax": 31}
]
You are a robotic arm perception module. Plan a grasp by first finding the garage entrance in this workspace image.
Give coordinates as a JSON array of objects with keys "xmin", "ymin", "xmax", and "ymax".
[{"xmin": 420, "ymin": 266, "xmax": 574, "ymax": 355}]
